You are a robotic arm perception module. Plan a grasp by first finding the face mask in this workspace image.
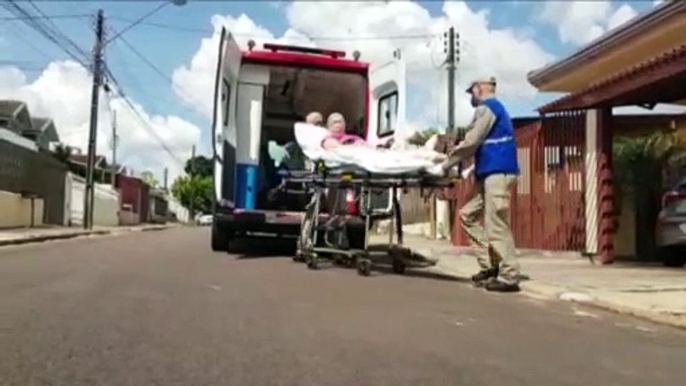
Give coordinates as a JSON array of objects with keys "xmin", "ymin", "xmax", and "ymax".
[{"xmin": 470, "ymin": 94, "xmax": 480, "ymax": 108}]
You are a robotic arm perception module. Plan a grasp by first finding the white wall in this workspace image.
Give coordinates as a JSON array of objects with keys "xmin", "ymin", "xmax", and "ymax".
[
  {"xmin": 65, "ymin": 173, "xmax": 120, "ymax": 227},
  {"xmin": 0, "ymin": 190, "xmax": 44, "ymax": 228},
  {"xmin": 168, "ymin": 197, "xmax": 190, "ymax": 223}
]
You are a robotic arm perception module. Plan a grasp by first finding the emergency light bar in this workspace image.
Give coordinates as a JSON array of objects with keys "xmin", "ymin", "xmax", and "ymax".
[{"xmin": 262, "ymin": 43, "xmax": 346, "ymax": 59}]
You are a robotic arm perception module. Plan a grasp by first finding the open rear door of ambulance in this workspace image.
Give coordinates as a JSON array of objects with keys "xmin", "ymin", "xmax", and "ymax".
[
  {"xmin": 211, "ymin": 28, "xmax": 242, "ymax": 251},
  {"xmin": 365, "ymin": 49, "xmax": 407, "ymax": 217}
]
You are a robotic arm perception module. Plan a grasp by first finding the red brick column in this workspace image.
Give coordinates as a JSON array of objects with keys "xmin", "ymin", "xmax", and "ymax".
[{"xmin": 597, "ymin": 108, "xmax": 615, "ymax": 264}]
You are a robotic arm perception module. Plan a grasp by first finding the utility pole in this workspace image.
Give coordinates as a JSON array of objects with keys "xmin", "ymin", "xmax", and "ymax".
[
  {"xmin": 84, "ymin": 9, "xmax": 105, "ymax": 230},
  {"xmin": 163, "ymin": 167, "xmax": 169, "ymax": 192},
  {"xmin": 444, "ymin": 26, "xmax": 460, "ymax": 134},
  {"xmin": 110, "ymin": 108, "xmax": 118, "ymax": 188},
  {"xmin": 189, "ymin": 145, "xmax": 196, "ymax": 220}
]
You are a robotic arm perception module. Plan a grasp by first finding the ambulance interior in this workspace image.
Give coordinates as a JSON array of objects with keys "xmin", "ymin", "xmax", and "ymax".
[{"xmin": 239, "ymin": 65, "xmax": 367, "ymax": 210}]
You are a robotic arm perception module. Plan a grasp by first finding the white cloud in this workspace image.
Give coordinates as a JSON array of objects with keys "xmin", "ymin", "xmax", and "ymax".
[
  {"xmin": 653, "ymin": 0, "xmax": 665, "ymax": 7},
  {"xmin": 173, "ymin": 1, "xmax": 554, "ymax": 131},
  {"xmin": 607, "ymin": 4, "xmax": 639, "ymax": 31},
  {"xmin": 539, "ymin": 1, "xmax": 639, "ymax": 46},
  {"xmin": 0, "ymin": 61, "xmax": 200, "ymax": 183}
]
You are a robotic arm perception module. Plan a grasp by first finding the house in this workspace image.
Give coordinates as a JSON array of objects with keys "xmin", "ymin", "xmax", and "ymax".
[
  {"xmin": 27, "ymin": 117, "xmax": 60, "ymax": 151},
  {"xmin": 0, "ymin": 100, "xmax": 38, "ymax": 151}
]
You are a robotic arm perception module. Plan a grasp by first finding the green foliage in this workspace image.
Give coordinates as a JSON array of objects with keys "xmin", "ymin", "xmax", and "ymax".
[
  {"xmin": 140, "ymin": 171, "xmax": 159, "ymax": 187},
  {"xmin": 185, "ymin": 155, "xmax": 212, "ymax": 178},
  {"xmin": 612, "ymin": 130, "xmax": 686, "ymax": 259},
  {"xmin": 52, "ymin": 143, "xmax": 72, "ymax": 164},
  {"xmin": 171, "ymin": 175, "xmax": 213, "ymax": 214}
]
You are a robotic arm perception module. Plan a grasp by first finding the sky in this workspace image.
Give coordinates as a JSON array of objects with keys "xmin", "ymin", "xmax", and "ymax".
[{"xmin": 0, "ymin": 0, "xmax": 678, "ymax": 183}]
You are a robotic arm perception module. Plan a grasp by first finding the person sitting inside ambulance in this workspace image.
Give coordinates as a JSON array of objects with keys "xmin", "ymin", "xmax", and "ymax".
[{"xmin": 321, "ymin": 112, "xmax": 366, "ymax": 150}]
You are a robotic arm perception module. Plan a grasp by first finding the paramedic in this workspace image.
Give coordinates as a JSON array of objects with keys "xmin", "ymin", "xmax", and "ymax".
[
  {"xmin": 321, "ymin": 112, "xmax": 366, "ymax": 149},
  {"xmin": 440, "ymin": 76, "xmax": 522, "ymax": 293}
]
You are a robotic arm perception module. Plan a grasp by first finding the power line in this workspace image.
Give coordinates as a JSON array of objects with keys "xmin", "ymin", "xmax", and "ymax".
[
  {"xmin": 26, "ymin": 1, "xmax": 91, "ymax": 63},
  {"xmin": 115, "ymin": 33, "xmax": 201, "ymax": 108},
  {"xmin": 1, "ymin": 1, "xmax": 90, "ymax": 68},
  {"xmin": 107, "ymin": 16, "xmax": 437, "ymax": 41},
  {"xmin": 103, "ymin": 66, "xmax": 185, "ymax": 167},
  {"xmin": 104, "ymin": 2, "xmax": 169, "ymax": 45},
  {"xmin": 0, "ymin": 13, "xmax": 90, "ymax": 21}
]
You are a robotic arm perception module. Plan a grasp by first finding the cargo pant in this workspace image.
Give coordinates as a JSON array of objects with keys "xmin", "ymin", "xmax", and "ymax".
[{"xmin": 459, "ymin": 173, "xmax": 521, "ymax": 284}]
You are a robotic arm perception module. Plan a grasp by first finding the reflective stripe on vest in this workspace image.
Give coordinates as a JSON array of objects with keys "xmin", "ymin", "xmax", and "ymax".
[{"xmin": 483, "ymin": 135, "xmax": 514, "ymax": 145}]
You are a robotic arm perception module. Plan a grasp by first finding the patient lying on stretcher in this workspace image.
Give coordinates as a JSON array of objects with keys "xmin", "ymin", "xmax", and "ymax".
[{"xmin": 316, "ymin": 112, "xmax": 447, "ymax": 164}]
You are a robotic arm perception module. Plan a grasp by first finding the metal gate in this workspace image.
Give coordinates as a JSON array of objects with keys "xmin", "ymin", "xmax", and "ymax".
[{"xmin": 450, "ymin": 113, "xmax": 586, "ymax": 252}]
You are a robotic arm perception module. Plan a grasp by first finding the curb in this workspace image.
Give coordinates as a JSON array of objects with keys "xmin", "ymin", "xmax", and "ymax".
[
  {"xmin": 426, "ymin": 266, "xmax": 686, "ymax": 331},
  {"xmin": 0, "ymin": 225, "xmax": 176, "ymax": 248},
  {"xmin": 0, "ymin": 230, "xmax": 111, "ymax": 247}
]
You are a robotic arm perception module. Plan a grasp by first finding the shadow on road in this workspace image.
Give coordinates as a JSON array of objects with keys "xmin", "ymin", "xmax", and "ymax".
[{"xmin": 229, "ymin": 237, "xmax": 297, "ymax": 259}]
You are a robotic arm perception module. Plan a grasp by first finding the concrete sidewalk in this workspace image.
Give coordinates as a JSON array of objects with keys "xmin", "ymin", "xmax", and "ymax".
[
  {"xmin": 395, "ymin": 236, "xmax": 686, "ymax": 330},
  {"xmin": 0, "ymin": 224, "xmax": 178, "ymax": 247}
]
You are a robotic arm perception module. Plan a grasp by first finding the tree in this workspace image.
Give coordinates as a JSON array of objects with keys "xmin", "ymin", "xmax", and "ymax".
[
  {"xmin": 171, "ymin": 175, "xmax": 213, "ymax": 215},
  {"xmin": 185, "ymin": 155, "xmax": 212, "ymax": 178},
  {"xmin": 140, "ymin": 171, "xmax": 159, "ymax": 187},
  {"xmin": 613, "ymin": 130, "xmax": 686, "ymax": 260},
  {"xmin": 52, "ymin": 143, "xmax": 72, "ymax": 164}
]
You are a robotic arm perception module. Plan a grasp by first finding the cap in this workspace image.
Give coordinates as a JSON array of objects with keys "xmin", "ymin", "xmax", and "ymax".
[{"xmin": 465, "ymin": 76, "xmax": 497, "ymax": 93}]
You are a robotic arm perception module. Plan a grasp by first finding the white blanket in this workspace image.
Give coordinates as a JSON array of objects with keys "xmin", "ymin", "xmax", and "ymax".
[{"xmin": 294, "ymin": 123, "xmax": 444, "ymax": 174}]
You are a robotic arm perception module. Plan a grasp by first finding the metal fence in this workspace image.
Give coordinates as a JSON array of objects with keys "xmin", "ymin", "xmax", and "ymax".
[
  {"xmin": 0, "ymin": 140, "xmax": 67, "ymax": 225},
  {"xmin": 448, "ymin": 114, "xmax": 587, "ymax": 252}
]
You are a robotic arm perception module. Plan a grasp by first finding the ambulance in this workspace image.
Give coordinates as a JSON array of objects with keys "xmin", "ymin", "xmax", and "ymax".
[{"xmin": 210, "ymin": 29, "xmax": 406, "ymax": 251}]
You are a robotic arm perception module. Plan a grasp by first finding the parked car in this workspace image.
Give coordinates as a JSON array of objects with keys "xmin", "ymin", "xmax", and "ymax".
[
  {"xmin": 655, "ymin": 178, "xmax": 686, "ymax": 267},
  {"xmin": 197, "ymin": 214, "xmax": 213, "ymax": 226}
]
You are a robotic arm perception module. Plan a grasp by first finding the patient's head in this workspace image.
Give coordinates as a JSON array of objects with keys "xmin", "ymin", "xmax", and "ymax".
[
  {"xmin": 306, "ymin": 111, "xmax": 323, "ymax": 126},
  {"xmin": 326, "ymin": 112, "xmax": 346, "ymax": 135}
]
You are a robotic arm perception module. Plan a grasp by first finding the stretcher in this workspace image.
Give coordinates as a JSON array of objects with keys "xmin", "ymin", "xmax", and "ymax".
[{"xmin": 279, "ymin": 160, "xmax": 458, "ymax": 276}]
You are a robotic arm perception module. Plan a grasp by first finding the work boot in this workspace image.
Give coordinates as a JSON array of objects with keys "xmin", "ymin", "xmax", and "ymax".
[
  {"xmin": 471, "ymin": 268, "xmax": 498, "ymax": 285},
  {"xmin": 485, "ymin": 280, "xmax": 521, "ymax": 293}
]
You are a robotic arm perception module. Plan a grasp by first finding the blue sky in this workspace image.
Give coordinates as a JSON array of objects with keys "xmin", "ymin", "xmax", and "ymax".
[{"xmin": 0, "ymin": 0, "xmax": 663, "ymax": 179}]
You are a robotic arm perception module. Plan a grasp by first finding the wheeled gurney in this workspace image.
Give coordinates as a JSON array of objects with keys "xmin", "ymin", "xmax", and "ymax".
[{"xmin": 280, "ymin": 161, "xmax": 458, "ymax": 276}]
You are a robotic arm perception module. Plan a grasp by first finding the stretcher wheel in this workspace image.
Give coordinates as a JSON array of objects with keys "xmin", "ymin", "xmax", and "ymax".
[
  {"xmin": 306, "ymin": 253, "xmax": 319, "ymax": 270},
  {"xmin": 392, "ymin": 258, "xmax": 406, "ymax": 275},
  {"xmin": 356, "ymin": 259, "xmax": 371, "ymax": 276},
  {"xmin": 293, "ymin": 253, "xmax": 305, "ymax": 263}
]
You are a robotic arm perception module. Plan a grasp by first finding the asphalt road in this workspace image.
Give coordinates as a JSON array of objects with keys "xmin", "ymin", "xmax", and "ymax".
[{"xmin": 1, "ymin": 228, "xmax": 685, "ymax": 386}]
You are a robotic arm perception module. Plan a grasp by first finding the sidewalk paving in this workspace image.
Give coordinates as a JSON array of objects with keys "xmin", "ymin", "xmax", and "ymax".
[
  {"xmin": 0, "ymin": 223, "xmax": 178, "ymax": 247},
  {"xmin": 392, "ymin": 235, "xmax": 686, "ymax": 330}
]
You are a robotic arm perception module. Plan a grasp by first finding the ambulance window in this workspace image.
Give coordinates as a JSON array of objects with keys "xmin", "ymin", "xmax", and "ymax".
[
  {"xmin": 222, "ymin": 78, "xmax": 231, "ymax": 127},
  {"xmin": 378, "ymin": 91, "xmax": 398, "ymax": 137}
]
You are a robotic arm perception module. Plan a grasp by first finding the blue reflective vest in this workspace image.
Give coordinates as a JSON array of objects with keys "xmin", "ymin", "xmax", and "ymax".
[{"xmin": 474, "ymin": 98, "xmax": 519, "ymax": 180}]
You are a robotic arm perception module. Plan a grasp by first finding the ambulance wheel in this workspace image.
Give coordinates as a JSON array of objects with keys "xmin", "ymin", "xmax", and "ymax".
[{"xmin": 211, "ymin": 223, "xmax": 232, "ymax": 252}]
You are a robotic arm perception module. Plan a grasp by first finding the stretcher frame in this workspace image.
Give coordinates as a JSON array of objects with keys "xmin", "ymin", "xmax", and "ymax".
[{"xmin": 282, "ymin": 161, "xmax": 457, "ymax": 276}]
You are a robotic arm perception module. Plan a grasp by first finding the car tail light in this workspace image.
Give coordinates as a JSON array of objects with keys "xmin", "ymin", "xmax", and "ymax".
[
  {"xmin": 345, "ymin": 189, "xmax": 359, "ymax": 215},
  {"xmin": 661, "ymin": 191, "xmax": 686, "ymax": 208}
]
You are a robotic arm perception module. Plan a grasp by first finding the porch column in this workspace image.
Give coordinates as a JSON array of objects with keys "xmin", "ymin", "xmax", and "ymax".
[{"xmin": 585, "ymin": 108, "xmax": 614, "ymax": 263}]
